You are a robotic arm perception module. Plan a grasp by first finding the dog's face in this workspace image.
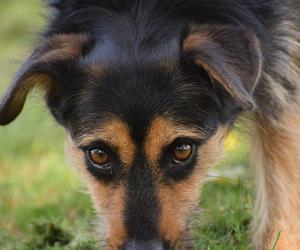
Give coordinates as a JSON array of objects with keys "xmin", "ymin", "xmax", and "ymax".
[{"xmin": 0, "ymin": 23, "xmax": 261, "ymax": 249}]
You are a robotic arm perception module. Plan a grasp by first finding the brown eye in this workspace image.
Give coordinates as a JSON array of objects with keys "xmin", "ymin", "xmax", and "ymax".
[
  {"xmin": 173, "ymin": 144, "xmax": 193, "ymax": 163},
  {"xmin": 88, "ymin": 149, "xmax": 109, "ymax": 166}
]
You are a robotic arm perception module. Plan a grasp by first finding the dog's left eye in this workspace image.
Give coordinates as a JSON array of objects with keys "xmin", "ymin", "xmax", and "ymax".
[
  {"xmin": 88, "ymin": 149, "xmax": 110, "ymax": 167},
  {"xmin": 83, "ymin": 144, "xmax": 117, "ymax": 180},
  {"xmin": 161, "ymin": 139, "xmax": 198, "ymax": 180}
]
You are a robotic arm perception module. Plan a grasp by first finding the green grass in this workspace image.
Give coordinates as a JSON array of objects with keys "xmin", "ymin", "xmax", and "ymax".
[
  {"xmin": 194, "ymin": 180, "xmax": 252, "ymax": 250},
  {"xmin": 0, "ymin": 1, "xmax": 254, "ymax": 249}
]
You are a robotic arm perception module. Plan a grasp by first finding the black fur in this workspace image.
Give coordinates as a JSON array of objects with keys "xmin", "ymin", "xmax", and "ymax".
[
  {"xmin": 125, "ymin": 153, "xmax": 160, "ymax": 241},
  {"xmin": 47, "ymin": 0, "xmax": 278, "ymax": 38}
]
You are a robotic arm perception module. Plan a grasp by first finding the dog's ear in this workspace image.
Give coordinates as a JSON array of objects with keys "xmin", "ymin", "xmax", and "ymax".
[
  {"xmin": 182, "ymin": 24, "xmax": 262, "ymax": 110},
  {"xmin": 0, "ymin": 34, "xmax": 91, "ymax": 125}
]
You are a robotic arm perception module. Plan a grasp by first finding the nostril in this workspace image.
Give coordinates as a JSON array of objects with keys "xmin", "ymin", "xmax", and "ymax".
[{"xmin": 124, "ymin": 239, "xmax": 163, "ymax": 250}]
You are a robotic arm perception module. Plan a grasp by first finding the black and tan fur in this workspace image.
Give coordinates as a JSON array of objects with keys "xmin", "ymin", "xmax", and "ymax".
[{"xmin": 1, "ymin": 0, "xmax": 300, "ymax": 249}]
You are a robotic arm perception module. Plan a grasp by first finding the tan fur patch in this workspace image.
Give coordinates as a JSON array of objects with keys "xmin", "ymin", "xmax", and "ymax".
[
  {"xmin": 0, "ymin": 73, "xmax": 53, "ymax": 125},
  {"xmin": 90, "ymin": 181, "xmax": 127, "ymax": 250},
  {"xmin": 66, "ymin": 135, "xmax": 128, "ymax": 250},
  {"xmin": 66, "ymin": 119, "xmax": 136, "ymax": 249},
  {"xmin": 77, "ymin": 119, "xmax": 135, "ymax": 167},
  {"xmin": 250, "ymin": 103, "xmax": 300, "ymax": 249},
  {"xmin": 157, "ymin": 127, "xmax": 229, "ymax": 248}
]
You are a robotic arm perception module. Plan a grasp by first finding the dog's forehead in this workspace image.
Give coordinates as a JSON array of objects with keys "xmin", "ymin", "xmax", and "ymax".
[
  {"xmin": 83, "ymin": 34, "xmax": 180, "ymax": 66},
  {"xmin": 70, "ymin": 63, "xmax": 220, "ymax": 143}
]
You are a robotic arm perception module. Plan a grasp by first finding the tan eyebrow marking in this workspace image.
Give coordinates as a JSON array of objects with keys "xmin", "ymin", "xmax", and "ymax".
[
  {"xmin": 77, "ymin": 119, "xmax": 135, "ymax": 167},
  {"xmin": 144, "ymin": 117, "xmax": 206, "ymax": 164}
]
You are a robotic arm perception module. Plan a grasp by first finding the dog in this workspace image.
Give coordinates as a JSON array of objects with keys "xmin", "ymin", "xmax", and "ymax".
[{"xmin": 1, "ymin": 0, "xmax": 300, "ymax": 249}]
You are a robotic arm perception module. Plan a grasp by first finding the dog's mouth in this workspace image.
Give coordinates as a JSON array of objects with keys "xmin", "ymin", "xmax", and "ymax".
[{"xmin": 100, "ymin": 215, "xmax": 197, "ymax": 250}]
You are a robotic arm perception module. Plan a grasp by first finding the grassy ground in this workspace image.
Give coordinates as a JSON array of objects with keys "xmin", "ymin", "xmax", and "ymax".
[{"xmin": 0, "ymin": 1, "xmax": 255, "ymax": 249}]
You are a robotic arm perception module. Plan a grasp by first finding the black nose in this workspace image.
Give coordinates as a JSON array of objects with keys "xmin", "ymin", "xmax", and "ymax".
[{"xmin": 124, "ymin": 239, "xmax": 163, "ymax": 250}]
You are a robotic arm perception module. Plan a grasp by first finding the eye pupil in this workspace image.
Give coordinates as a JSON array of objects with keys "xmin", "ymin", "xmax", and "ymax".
[
  {"xmin": 89, "ymin": 149, "xmax": 109, "ymax": 166},
  {"xmin": 174, "ymin": 144, "xmax": 193, "ymax": 162}
]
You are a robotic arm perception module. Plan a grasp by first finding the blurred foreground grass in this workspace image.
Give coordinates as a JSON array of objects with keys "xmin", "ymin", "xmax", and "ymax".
[{"xmin": 0, "ymin": 1, "xmax": 253, "ymax": 249}]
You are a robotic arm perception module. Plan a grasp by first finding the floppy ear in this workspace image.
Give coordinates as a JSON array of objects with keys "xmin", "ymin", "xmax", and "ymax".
[
  {"xmin": 0, "ymin": 34, "xmax": 90, "ymax": 125},
  {"xmin": 182, "ymin": 24, "xmax": 262, "ymax": 110}
]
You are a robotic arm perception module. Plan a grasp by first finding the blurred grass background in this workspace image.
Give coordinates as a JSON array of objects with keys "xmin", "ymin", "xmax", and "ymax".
[{"xmin": 0, "ymin": 1, "xmax": 254, "ymax": 249}]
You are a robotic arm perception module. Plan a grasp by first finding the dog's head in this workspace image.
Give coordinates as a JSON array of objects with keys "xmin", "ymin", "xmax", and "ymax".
[{"xmin": 0, "ymin": 3, "xmax": 262, "ymax": 249}]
